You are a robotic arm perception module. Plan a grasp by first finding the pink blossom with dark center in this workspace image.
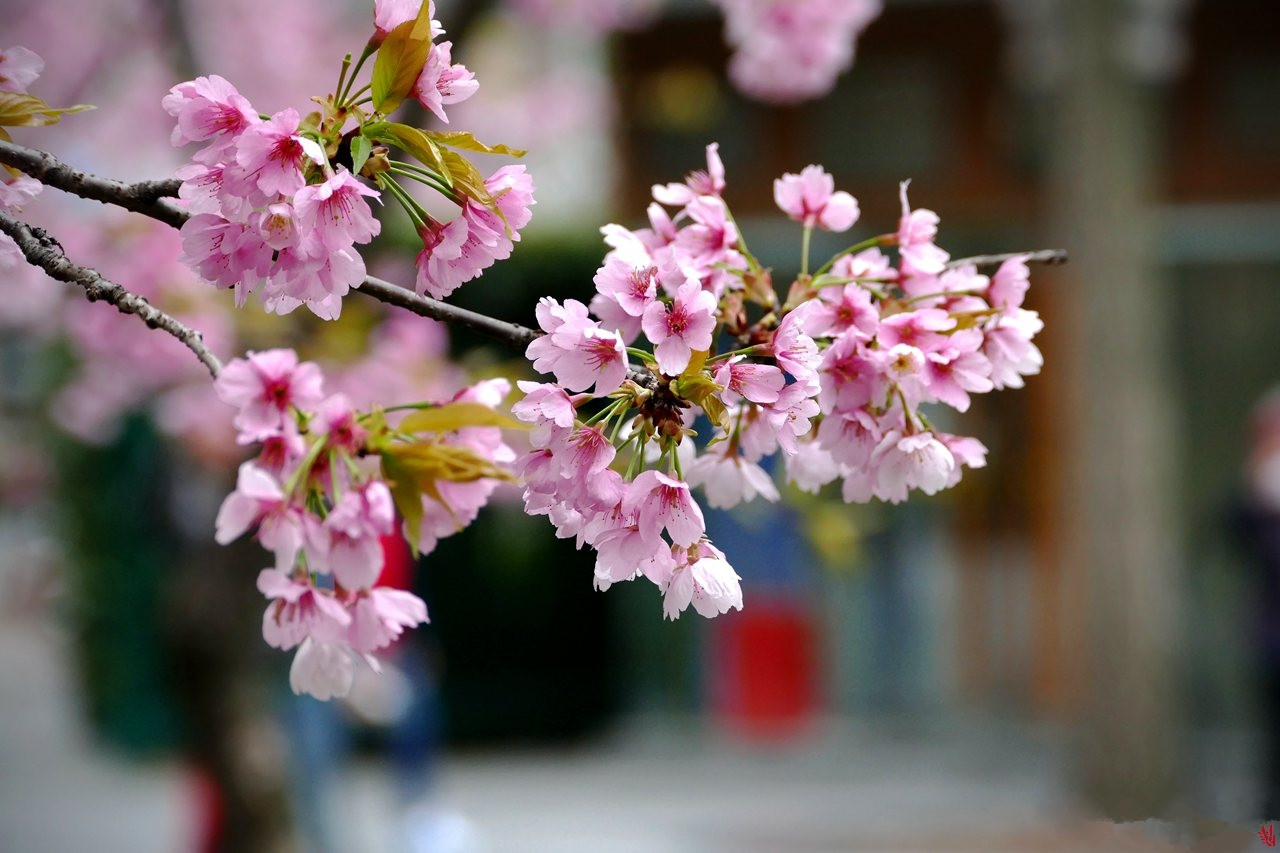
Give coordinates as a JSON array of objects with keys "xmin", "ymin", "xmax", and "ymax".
[
  {"xmin": 162, "ymin": 75, "xmax": 259, "ymax": 162},
  {"xmin": 234, "ymin": 108, "xmax": 326, "ymax": 196},
  {"xmin": 641, "ymin": 280, "xmax": 717, "ymax": 375},
  {"xmin": 293, "ymin": 169, "xmax": 381, "ymax": 254},
  {"xmin": 214, "ymin": 348, "xmax": 325, "ymax": 442},
  {"xmin": 414, "ymin": 40, "xmax": 478, "ymax": 124},
  {"xmin": 256, "ymin": 568, "xmax": 350, "ymax": 650},
  {"xmin": 622, "ymin": 470, "xmax": 706, "ymax": 547}
]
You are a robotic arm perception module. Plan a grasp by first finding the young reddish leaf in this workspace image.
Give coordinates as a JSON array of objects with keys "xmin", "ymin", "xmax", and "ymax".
[
  {"xmin": 424, "ymin": 130, "xmax": 527, "ymax": 158},
  {"xmin": 370, "ymin": 3, "xmax": 435, "ymax": 114}
]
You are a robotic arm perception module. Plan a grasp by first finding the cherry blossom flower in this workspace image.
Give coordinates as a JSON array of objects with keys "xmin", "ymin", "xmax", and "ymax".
[
  {"xmin": 641, "ymin": 280, "xmax": 717, "ymax": 375},
  {"xmin": 293, "ymin": 170, "xmax": 381, "ymax": 254},
  {"xmin": 774, "ymin": 165, "xmax": 860, "ymax": 232},
  {"xmin": 686, "ymin": 450, "xmax": 779, "ymax": 509},
  {"xmin": 653, "ymin": 143, "xmax": 726, "ymax": 207},
  {"xmin": 713, "ymin": 356, "xmax": 785, "ymax": 406},
  {"xmin": 872, "ymin": 430, "xmax": 955, "ymax": 503},
  {"xmin": 162, "ymin": 75, "xmax": 259, "ymax": 160},
  {"xmin": 214, "ymin": 348, "xmax": 324, "ymax": 442},
  {"xmin": 0, "ymin": 46, "xmax": 43, "ymax": 93},
  {"xmin": 289, "ymin": 637, "xmax": 355, "ymax": 700},
  {"xmin": 308, "ymin": 482, "xmax": 395, "ymax": 590},
  {"xmin": 527, "ymin": 299, "xmax": 629, "ymax": 394},
  {"xmin": 414, "ymin": 40, "xmax": 478, "ymax": 124},
  {"xmin": 897, "ymin": 181, "xmax": 949, "ymax": 277},
  {"xmin": 661, "ymin": 542, "xmax": 743, "ymax": 620},
  {"xmin": 214, "ymin": 462, "xmax": 307, "ymax": 569},
  {"xmin": 349, "ymin": 587, "xmax": 430, "ymax": 653},
  {"xmin": 257, "ymin": 568, "xmax": 350, "ymax": 650},
  {"xmin": 234, "ymin": 108, "xmax": 326, "ymax": 196},
  {"xmin": 623, "ymin": 470, "xmax": 706, "ymax": 548}
]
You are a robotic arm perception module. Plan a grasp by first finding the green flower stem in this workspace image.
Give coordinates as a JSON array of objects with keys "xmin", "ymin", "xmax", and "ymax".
[
  {"xmin": 707, "ymin": 345, "xmax": 762, "ymax": 364},
  {"xmin": 609, "ymin": 409, "xmax": 632, "ymax": 444},
  {"xmin": 800, "ymin": 224, "xmax": 813, "ymax": 278},
  {"xmin": 626, "ymin": 346, "xmax": 654, "ymax": 364},
  {"xmin": 905, "ymin": 288, "xmax": 984, "ymax": 304},
  {"xmin": 812, "ymin": 233, "xmax": 893, "ymax": 278},
  {"xmin": 380, "ymin": 175, "xmax": 428, "ymax": 230},
  {"xmin": 389, "ymin": 163, "xmax": 460, "ymax": 204},
  {"xmin": 335, "ymin": 53, "xmax": 353, "ymax": 103},
  {"xmin": 624, "ymin": 432, "xmax": 647, "ymax": 479},
  {"xmin": 583, "ymin": 398, "xmax": 625, "ymax": 427},
  {"xmin": 284, "ymin": 436, "xmax": 329, "ymax": 499},
  {"xmin": 339, "ymin": 45, "xmax": 375, "ymax": 105}
]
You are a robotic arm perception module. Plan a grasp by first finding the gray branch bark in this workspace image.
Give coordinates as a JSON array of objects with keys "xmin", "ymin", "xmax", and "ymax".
[
  {"xmin": 0, "ymin": 139, "xmax": 187, "ymax": 228},
  {"xmin": 0, "ymin": 212, "xmax": 223, "ymax": 378}
]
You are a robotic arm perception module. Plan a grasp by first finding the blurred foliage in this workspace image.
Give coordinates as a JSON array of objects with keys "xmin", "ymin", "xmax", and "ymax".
[{"xmin": 55, "ymin": 415, "xmax": 183, "ymax": 753}]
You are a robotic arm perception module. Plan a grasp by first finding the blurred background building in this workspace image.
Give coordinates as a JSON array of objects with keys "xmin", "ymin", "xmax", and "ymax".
[{"xmin": 2, "ymin": 0, "xmax": 1280, "ymax": 850}]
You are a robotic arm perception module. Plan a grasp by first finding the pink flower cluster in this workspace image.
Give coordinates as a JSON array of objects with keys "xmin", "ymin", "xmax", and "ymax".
[
  {"xmin": 214, "ymin": 349, "xmax": 419, "ymax": 699},
  {"xmin": 165, "ymin": 77, "xmax": 378, "ymax": 321},
  {"xmin": 372, "ymin": 1, "xmax": 476, "ymax": 124},
  {"xmin": 413, "ymin": 164, "xmax": 536, "ymax": 301},
  {"xmin": 515, "ymin": 144, "xmax": 1043, "ymax": 616},
  {"xmin": 212, "ymin": 350, "xmax": 421, "ymax": 698},
  {"xmin": 711, "ymin": 0, "xmax": 882, "ymax": 103},
  {"xmin": 213, "ymin": 347, "xmax": 517, "ymax": 698}
]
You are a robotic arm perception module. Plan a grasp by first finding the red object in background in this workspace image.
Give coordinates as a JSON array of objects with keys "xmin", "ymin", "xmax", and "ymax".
[
  {"xmin": 1261, "ymin": 824, "xmax": 1276, "ymax": 847},
  {"xmin": 378, "ymin": 532, "xmax": 414, "ymax": 591},
  {"xmin": 712, "ymin": 600, "xmax": 820, "ymax": 740},
  {"xmin": 189, "ymin": 766, "xmax": 225, "ymax": 853}
]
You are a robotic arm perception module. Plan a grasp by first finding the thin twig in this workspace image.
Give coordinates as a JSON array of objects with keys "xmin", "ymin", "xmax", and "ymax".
[
  {"xmin": 361, "ymin": 275, "xmax": 540, "ymax": 347},
  {"xmin": 0, "ymin": 212, "xmax": 223, "ymax": 377},
  {"xmin": 0, "ymin": 138, "xmax": 186, "ymax": 228},
  {"xmin": 946, "ymin": 248, "xmax": 1068, "ymax": 269},
  {"xmin": 360, "ymin": 276, "xmax": 656, "ymax": 389}
]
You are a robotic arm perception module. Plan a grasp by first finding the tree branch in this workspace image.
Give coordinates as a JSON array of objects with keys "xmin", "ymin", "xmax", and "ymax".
[
  {"xmin": 946, "ymin": 248, "xmax": 1069, "ymax": 269},
  {"xmin": 0, "ymin": 138, "xmax": 187, "ymax": 228},
  {"xmin": 0, "ymin": 212, "xmax": 223, "ymax": 378},
  {"xmin": 361, "ymin": 275, "xmax": 539, "ymax": 348},
  {"xmin": 0, "ymin": 140, "xmax": 1059, "ymax": 394}
]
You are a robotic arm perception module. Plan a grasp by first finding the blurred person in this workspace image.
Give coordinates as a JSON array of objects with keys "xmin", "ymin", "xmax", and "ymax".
[
  {"xmin": 284, "ymin": 532, "xmax": 471, "ymax": 853},
  {"xmin": 1235, "ymin": 389, "xmax": 1280, "ymax": 819}
]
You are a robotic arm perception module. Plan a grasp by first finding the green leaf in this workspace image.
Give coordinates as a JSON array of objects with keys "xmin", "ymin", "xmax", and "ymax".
[
  {"xmin": 365, "ymin": 121, "xmax": 451, "ymax": 185},
  {"xmin": 674, "ymin": 370, "xmax": 731, "ymax": 433},
  {"xmin": 350, "ymin": 134, "xmax": 372, "ymax": 176},
  {"xmin": 425, "ymin": 130, "xmax": 527, "ymax": 158},
  {"xmin": 398, "ymin": 402, "xmax": 526, "ymax": 434},
  {"xmin": 439, "ymin": 149, "xmax": 494, "ymax": 206},
  {"xmin": 0, "ymin": 92, "xmax": 93, "ymax": 128},
  {"xmin": 380, "ymin": 452, "xmax": 424, "ymax": 554},
  {"xmin": 370, "ymin": 3, "xmax": 436, "ymax": 114}
]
